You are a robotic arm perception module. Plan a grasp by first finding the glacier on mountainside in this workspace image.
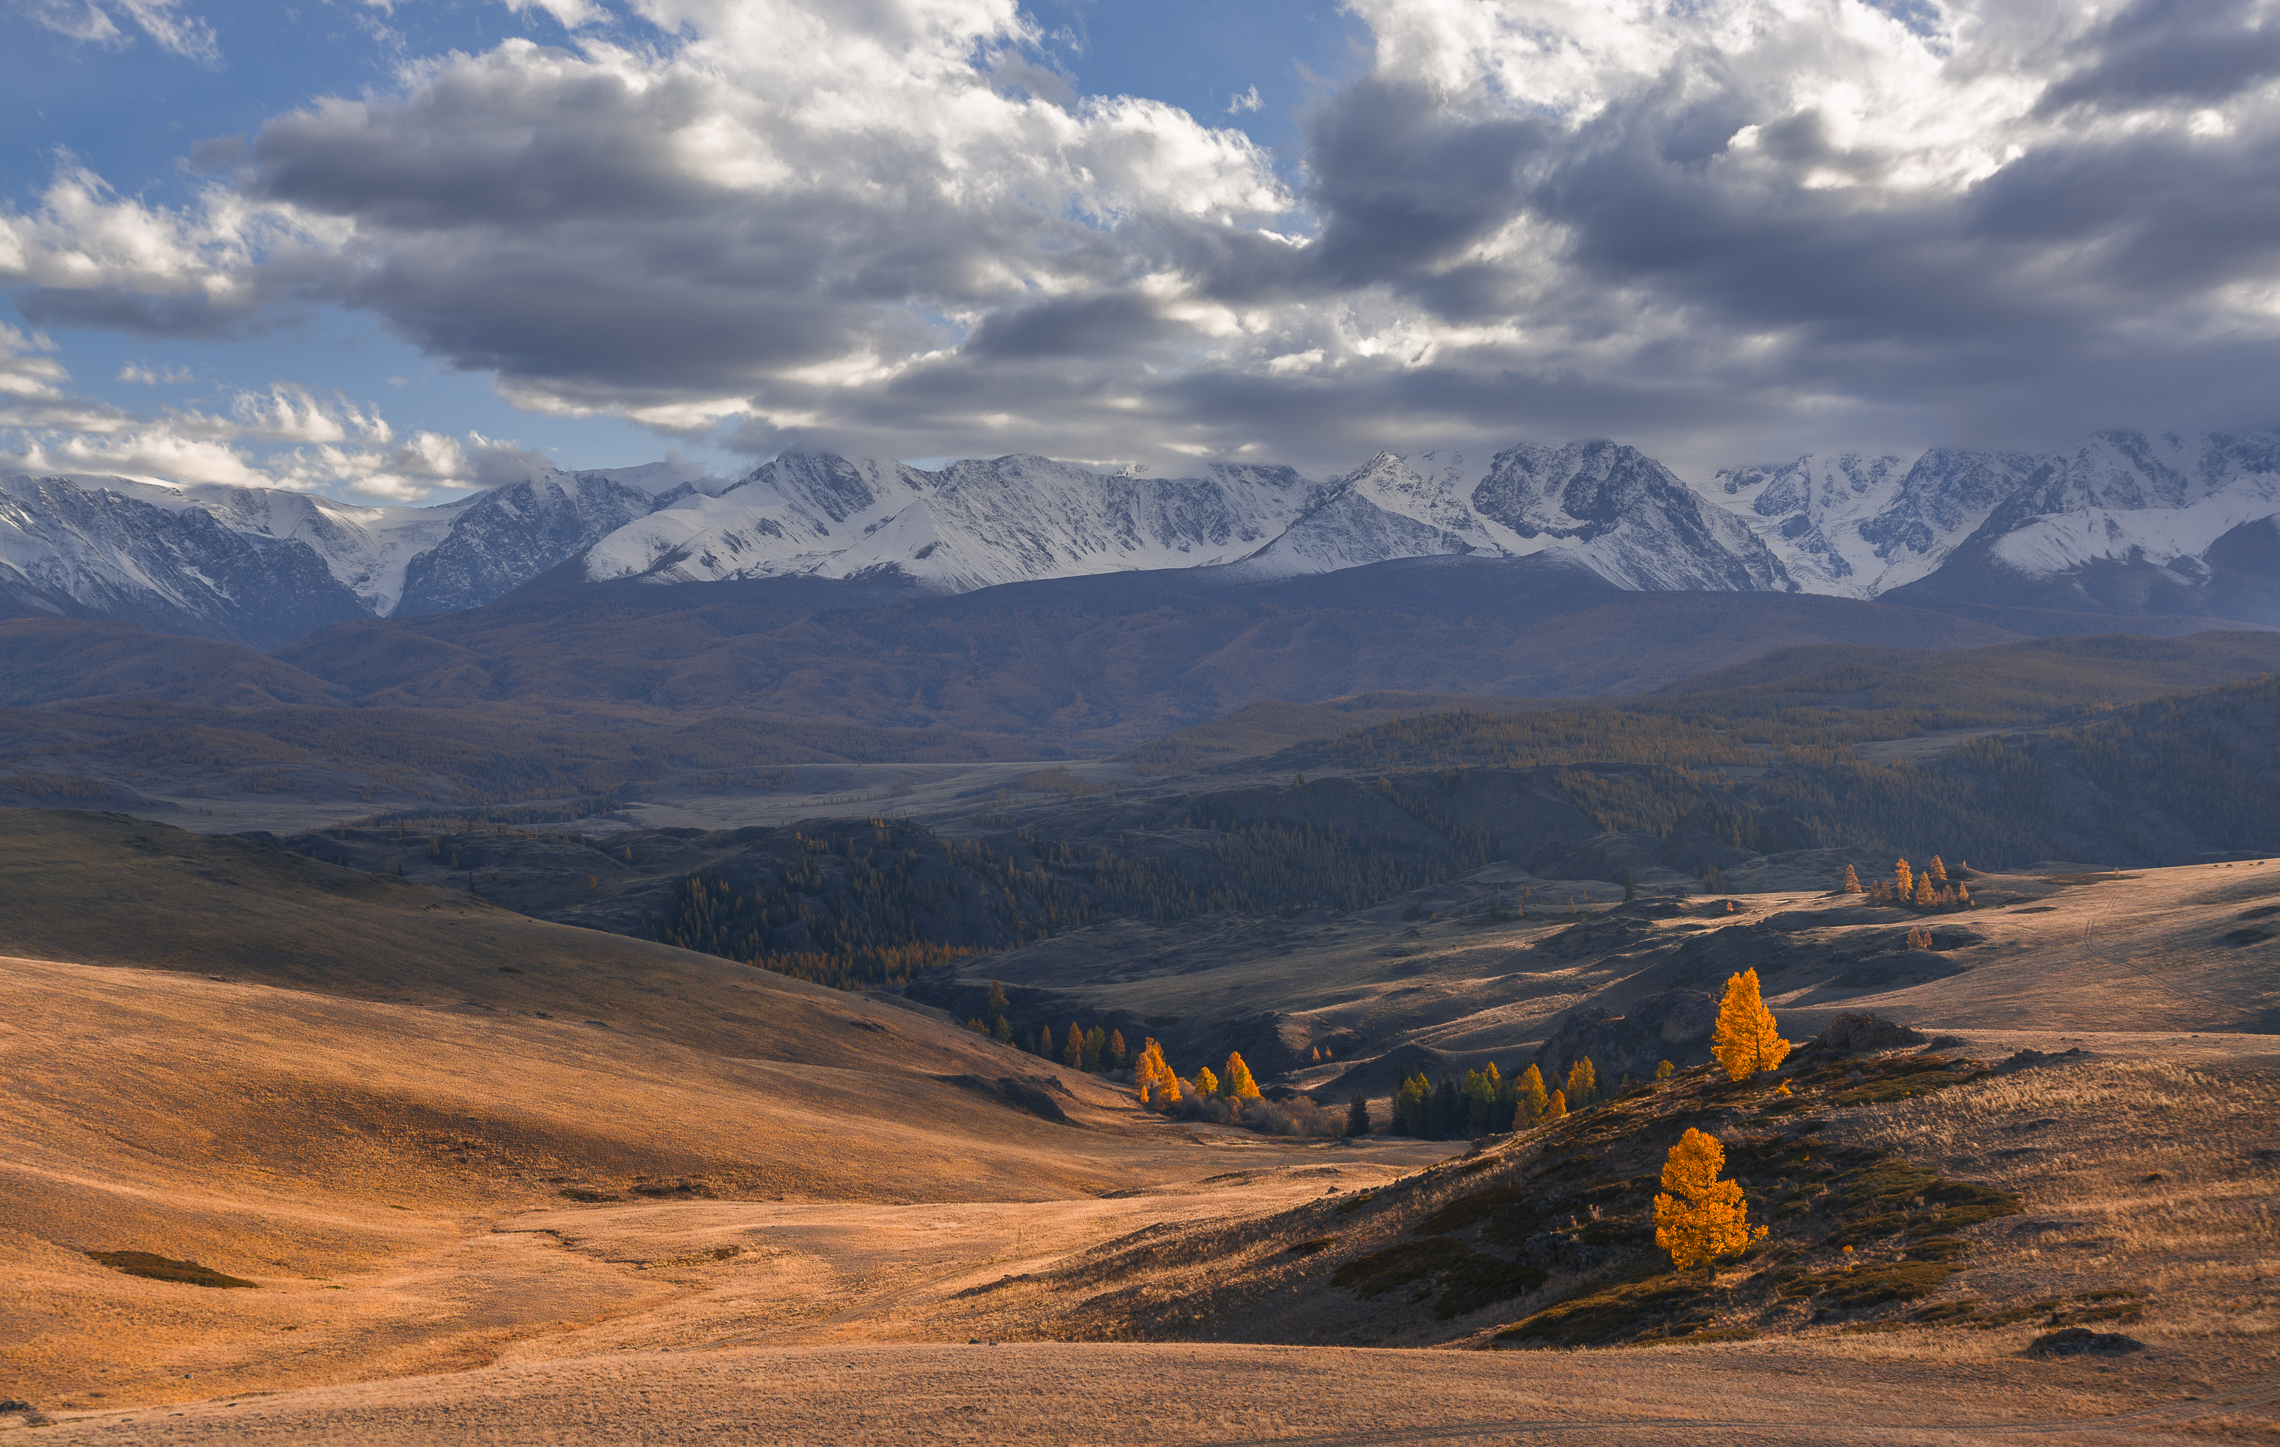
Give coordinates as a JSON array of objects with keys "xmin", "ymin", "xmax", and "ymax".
[
  {"xmin": 1707, "ymin": 430, "xmax": 2280, "ymax": 614},
  {"xmin": 582, "ymin": 453, "xmax": 1328, "ymax": 592},
  {"xmin": 11, "ymin": 428, "xmax": 2280, "ymax": 648},
  {"xmin": 593, "ymin": 443, "xmax": 1796, "ymax": 597},
  {"xmin": 0, "ymin": 462, "xmax": 712, "ymax": 643}
]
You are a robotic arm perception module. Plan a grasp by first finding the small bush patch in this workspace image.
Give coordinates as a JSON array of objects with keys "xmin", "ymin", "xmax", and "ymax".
[
  {"xmin": 1497, "ymin": 1265, "xmax": 1713, "ymax": 1347},
  {"xmin": 1286, "ymin": 1237, "xmax": 1337, "ymax": 1256},
  {"xmin": 558, "ymin": 1187, "xmax": 617, "ymax": 1202},
  {"xmin": 1332, "ymin": 1240, "xmax": 1471, "ymax": 1298},
  {"xmin": 1432, "ymin": 1254, "xmax": 1548, "ymax": 1319},
  {"xmin": 1415, "ymin": 1186, "xmax": 1529, "ymax": 1236}
]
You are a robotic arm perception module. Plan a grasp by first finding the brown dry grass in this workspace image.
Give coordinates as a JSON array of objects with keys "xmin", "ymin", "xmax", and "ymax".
[{"xmin": 5, "ymin": 837, "xmax": 2279, "ymax": 1443}]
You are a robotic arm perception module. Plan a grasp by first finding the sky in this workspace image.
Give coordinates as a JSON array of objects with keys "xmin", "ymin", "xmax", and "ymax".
[{"xmin": 3, "ymin": 0, "xmax": 2278, "ymax": 504}]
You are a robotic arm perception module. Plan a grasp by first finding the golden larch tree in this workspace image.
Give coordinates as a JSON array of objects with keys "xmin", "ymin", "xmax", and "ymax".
[
  {"xmin": 1516, "ymin": 1065, "xmax": 1549, "ymax": 1124},
  {"xmin": 1134, "ymin": 1038, "xmax": 1181, "ymax": 1110},
  {"xmin": 1894, "ymin": 858, "xmax": 1914, "ymax": 896},
  {"xmin": 1927, "ymin": 855, "xmax": 1948, "ymax": 882},
  {"xmin": 1563, "ymin": 1058, "xmax": 1597, "ymax": 1109},
  {"xmin": 1841, "ymin": 864, "xmax": 1862, "ymax": 894},
  {"xmin": 1195, "ymin": 1065, "xmax": 1221, "ymax": 1098},
  {"xmin": 1711, "ymin": 969, "xmax": 1791, "ymax": 1082},
  {"xmin": 1222, "ymin": 1051, "xmax": 1262, "ymax": 1100},
  {"xmin": 1653, "ymin": 1128, "xmax": 1764, "ymax": 1269},
  {"xmin": 1545, "ymin": 1089, "xmax": 1567, "ymax": 1120}
]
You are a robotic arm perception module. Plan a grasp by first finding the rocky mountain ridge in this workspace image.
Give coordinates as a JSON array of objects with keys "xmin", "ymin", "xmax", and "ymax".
[
  {"xmin": 5, "ymin": 429, "xmax": 2278, "ymax": 647},
  {"xmin": 0, "ymin": 465, "xmax": 690, "ymax": 648}
]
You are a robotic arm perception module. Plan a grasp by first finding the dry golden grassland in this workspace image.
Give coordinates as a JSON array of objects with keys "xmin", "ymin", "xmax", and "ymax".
[{"xmin": 1, "ymin": 810, "xmax": 2275, "ymax": 1443}]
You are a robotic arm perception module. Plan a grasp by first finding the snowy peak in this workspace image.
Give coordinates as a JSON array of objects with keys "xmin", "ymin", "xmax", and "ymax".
[
  {"xmin": 1475, "ymin": 442, "xmax": 1795, "ymax": 592},
  {"xmin": 0, "ymin": 473, "xmax": 368, "ymax": 648},
  {"xmin": 586, "ymin": 452, "xmax": 1326, "ymax": 593},
  {"xmin": 17, "ymin": 427, "xmax": 2280, "ymax": 650},
  {"xmin": 394, "ymin": 469, "xmax": 660, "ymax": 616},
  {"xmin": 0, "ymin": 466, "xmax": 687, "ymax": 643},
  {"xmin": 1233, "ymin": 450, "xmax": 1494, "ymax": 579},
  {"xmin": 1708, "ymin": 428, "xmax": 2280, "ymax": 622},
  {"xmin": 1974, "ymin": 431, "xmax": 2280, "ymax": 573}
]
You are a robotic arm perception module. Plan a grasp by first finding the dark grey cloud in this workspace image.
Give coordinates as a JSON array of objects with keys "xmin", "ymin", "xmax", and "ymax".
[
  {"xmin": 1302, "ymin": 78, "xmax": 1545, "ymax": 289},
  {"xmin": 10, "ymin": 0, "xmax": 2280, "ymax": 480},
  {"xmin": 965, "ymin": 291, "xmax": 1171, "ymax": 361},
  {"xmin": 15, "ymin": 284, "xmax": 273, "ymax": 338},
  {"xmin": 2036, "ymin": 0, "xmax": 2280, "ymax": 115}
]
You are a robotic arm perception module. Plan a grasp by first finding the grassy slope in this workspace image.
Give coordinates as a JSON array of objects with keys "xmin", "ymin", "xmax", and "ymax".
[
  {"xmin": 0, "ymin": 807, "xmax": 1144, "ymax": 1195},
  {"xmin": 0, "ymin": 805, "xmax": 1271, "ymax": 1410},
  {"xmin": 1018, "ymin": 1031, "xmax": 2277, "ymax": 1355}
]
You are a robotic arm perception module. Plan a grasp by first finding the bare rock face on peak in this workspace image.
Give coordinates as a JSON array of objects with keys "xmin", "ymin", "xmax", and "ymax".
[
  {"xmin": 1719, "ymin": 429, "xmax": 2280, "ymax": 626},
  {"xmin": 0, "ymin": 474, "xmax": 369, "ymax": 650},
  {"xmin": 393, "ymin": 471, "xmax": 659, "ymax": 616},
  {"xmin": 1472, "ymin": 441, "xmax": 1797, "ymax": 592},
  {"xmin": 0, "ymin": 467, "xmax": 700, "ymax": 645}
]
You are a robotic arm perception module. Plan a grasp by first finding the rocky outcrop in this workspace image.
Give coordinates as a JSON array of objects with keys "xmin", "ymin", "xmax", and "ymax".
[
  {"xmin": 1532, "ymin": 989, "xmax": 1717, "ymax": 1086},
  {"xmin": 1811, "ymin": 1013, "xmax": 1928, "ymax": 1054}
]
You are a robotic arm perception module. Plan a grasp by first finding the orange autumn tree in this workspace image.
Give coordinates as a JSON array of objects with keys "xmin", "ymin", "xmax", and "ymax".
[
  {"xmin": 1653, "ymin": 1128, "xmax": 1765, "ymax": 1269},
  {"xmin": 1563, "ymin": 1057, "xmax": 1597, "ymax": 1110},
  {"xmin": 1134, "ymin": 1038, "xmax": 1181, "ymax": 1111},
  {"xmin": 1515, "ymin": 1064, "xmax": 1550, "ymax": 1125},
  {"xmin": 1711, "ymin": 969, "xmax": 1791, "ymax": 1082},
  {"xmin": 1221, "ymin": 1051, "xmax": 1263, "ymax": 1100}
]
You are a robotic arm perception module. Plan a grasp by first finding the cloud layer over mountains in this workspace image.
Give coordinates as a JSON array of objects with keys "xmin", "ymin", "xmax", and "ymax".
[{"xmin": 6, "ymin": 0, "xmax": 2280, "ymax": 489}]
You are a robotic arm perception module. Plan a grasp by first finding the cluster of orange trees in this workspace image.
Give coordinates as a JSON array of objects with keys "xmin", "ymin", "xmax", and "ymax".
[
  {"xmin": 1840, "ymin": 855, "xmax": 1974, "ymax": 910},
  {"xmin": 1132, "ymin": 1039, "xmax": 1260, "ymax": 1110}
]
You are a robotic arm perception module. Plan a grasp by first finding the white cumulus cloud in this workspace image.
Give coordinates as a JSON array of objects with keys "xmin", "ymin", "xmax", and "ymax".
[{"xmin": 5, "ymin": 0, "xmax": 2280, "ymax": 477}]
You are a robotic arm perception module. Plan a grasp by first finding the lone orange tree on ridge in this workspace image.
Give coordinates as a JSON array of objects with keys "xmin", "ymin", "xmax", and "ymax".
[
  {"xmin": 1711, "ymin": 968, "xmax": 1791, "ymax": 1081},
  {"xmin": 1654, "ymin": 1128, "xmax": 1765, "ymax": 1269}
]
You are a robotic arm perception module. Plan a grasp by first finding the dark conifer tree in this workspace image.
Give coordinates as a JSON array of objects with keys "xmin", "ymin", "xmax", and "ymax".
[{"xmin": 1346, "ymin": 1093, "xmax": 1371, "ymax": 1137}]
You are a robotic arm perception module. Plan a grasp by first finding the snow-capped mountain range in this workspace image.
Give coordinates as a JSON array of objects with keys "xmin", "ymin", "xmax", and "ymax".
[
  {"xmin": 5, "ymin": 430, "xmax": 2278, "ymax": 649},
  {"xmin": 0, "ymin": 464, "xmax": 695, "ymax": 647}
]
